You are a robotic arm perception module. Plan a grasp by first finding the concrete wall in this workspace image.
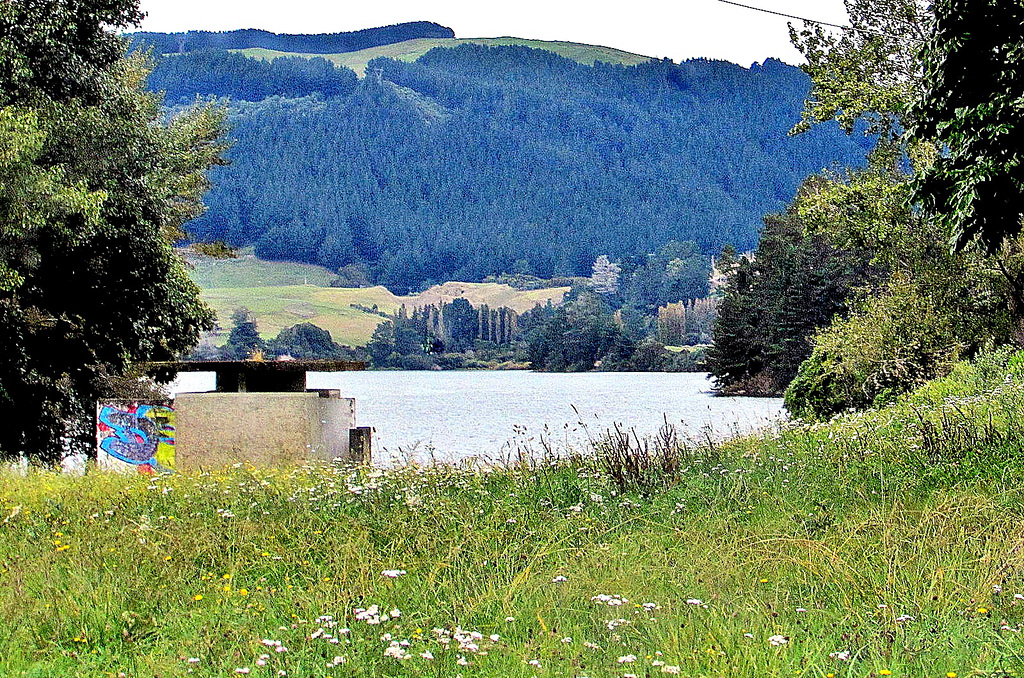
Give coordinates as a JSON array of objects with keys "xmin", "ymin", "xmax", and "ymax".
[{"xmin": 174, "ymin": 390, "xmax": 356, "ymax": 471}]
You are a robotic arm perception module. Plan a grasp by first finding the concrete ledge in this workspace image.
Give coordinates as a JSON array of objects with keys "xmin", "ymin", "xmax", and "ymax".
[{"xmin": 174, "ymin": 391, "xmax": 357, "ymax": 471}]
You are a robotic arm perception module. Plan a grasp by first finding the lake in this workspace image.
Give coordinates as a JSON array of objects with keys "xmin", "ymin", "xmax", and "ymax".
[{"xmin": 171, "ymin": 371, "xmax": 785, "ymax": 466}]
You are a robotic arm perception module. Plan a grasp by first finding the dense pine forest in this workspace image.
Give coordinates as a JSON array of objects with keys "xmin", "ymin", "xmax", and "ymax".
[{"xmin": 142, "ymin": 38, "xmax": 874, "ymax": 293}]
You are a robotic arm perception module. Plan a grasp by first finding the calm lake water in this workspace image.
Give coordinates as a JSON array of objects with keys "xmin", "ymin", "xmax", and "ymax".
[{"xmin": 171, "ymin": 371, "xmax": 785, "ymax": 466}]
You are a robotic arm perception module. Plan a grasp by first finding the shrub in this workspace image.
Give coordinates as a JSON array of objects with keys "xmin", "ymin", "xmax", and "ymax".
[{"xmin": 785, "ymin": 274, "xmax": 964, "ymax": 419}]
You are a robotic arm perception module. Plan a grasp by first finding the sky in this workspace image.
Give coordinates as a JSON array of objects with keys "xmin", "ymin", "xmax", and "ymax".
[{"xmin": 134, "ymin": 0, "xmax": 851, "ymax": 66}]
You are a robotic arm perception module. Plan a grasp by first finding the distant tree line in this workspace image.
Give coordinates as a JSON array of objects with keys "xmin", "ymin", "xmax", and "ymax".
[
  {"xmin": 129, "ymin": 22, "xmax": 455, "ymax": 56},
  {"xmin": 366, "ymin": 300, "xmax": 520, "ymax": 369},
  {"xmin": 521, "ymin": 288, "xmax": 706, "ymax": 372},
  {"xmin": 203, "ymin": 309, "xmax": 367, "ymax": 362},
  {"xmin": 147, "ymin": 44, "xmax": 873, "ymax": 293}
]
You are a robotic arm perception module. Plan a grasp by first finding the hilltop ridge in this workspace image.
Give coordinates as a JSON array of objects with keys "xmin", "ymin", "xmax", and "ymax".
[
  {"xmin": 236, "ymin": 37, "xmax": 653, "ymax": 76},
  {"xmin": 128, "ymin": 21, "xmax": 454, "ymax": 55}
]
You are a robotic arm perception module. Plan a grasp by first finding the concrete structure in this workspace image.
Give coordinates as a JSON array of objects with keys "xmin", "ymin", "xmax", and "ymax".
[
  {"xmin": 173, "ymin": 389, "xmax": 359, "ymax": 471},
  {"xmin": 148, "ymin": 359, "xmax": 364, "ymax": 393},
  {"xmin": 92, "ymin": 360, "xmax": 371, "ymax": 473}
]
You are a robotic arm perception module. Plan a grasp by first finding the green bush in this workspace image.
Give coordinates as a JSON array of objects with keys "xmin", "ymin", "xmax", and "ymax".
[{"xmin": 784, "ymin": 274, "xmax": 964, "ymax": 419}]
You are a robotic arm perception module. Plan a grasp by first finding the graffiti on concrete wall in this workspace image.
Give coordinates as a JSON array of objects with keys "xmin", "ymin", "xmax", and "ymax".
[{"xmin": 96, "ymin": 402, "xmax": 175, "ymax": 474}]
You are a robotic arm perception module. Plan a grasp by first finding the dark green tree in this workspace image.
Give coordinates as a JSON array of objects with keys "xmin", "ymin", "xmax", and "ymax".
[
  {"xmin": 221, "ymin": 309, "xmax": 265, "ymax": 359},
  {"xmin": 0, "ymin": 0, "xmax": 226, "ymax": 462},
  {"xmin": 365, "ymin": 320, "xmax": 397, "ymax": 367},
  {"xmin": 707, "ymin": 188, "xmax": 883, "ymax": 395},
  {"xmin": 442, "ymin": 298, "xmax": 477, "ymax": 352},
  {"xmin": 910, "ymin": 0, "xmax": 1024, "ymax": 253},
  {"xmin": 267, "ymin": 323, "xmax": 344, "ymax": 359}
]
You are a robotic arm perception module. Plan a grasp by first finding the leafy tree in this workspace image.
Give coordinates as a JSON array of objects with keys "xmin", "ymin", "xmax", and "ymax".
[
  {"xmin": 267, "ymin": 323, "xmax": 345, "ymax": 359},
  {"xmin": 910, "ymin": 0, "xmax": 1024, "ymax": 253},
  {"xmin": 0, "ymin": 0, "xmax": 225, "ymax": 462},
  {"xmin": 785, "ymin": 273, "xmax": 964, "ymax": 418},
  {"xmin": 789, "ymin": 0, "xmax": 930, "ymax": 138},
  {"xmin": 773, "ymin": 0, "xmax": 1024, "ymax": 415},
  {"xmin": 221, "ymin": 308, "xmax": 265, "ymax": 359}
]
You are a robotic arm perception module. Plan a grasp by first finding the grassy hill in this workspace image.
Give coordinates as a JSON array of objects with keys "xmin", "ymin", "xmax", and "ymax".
[
  {"xmin": 236, "ymin": 37, "xmax": 653, "ymax": 76},
  {"xmin": 189, "ymin": 253, "xmax": 338, "ymax": 288},
  {"xmin": 188, "ymin": 254, "xmax": 568, "ymax": 346}
]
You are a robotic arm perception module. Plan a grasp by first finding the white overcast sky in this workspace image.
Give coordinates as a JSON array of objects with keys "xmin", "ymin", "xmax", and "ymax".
[{"xmin": 134, "ymin": 0, "xmax": 850, "ymax": 66}]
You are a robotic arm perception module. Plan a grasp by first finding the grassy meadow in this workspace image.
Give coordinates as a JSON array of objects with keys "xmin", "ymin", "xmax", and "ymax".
[
  {"xmin": 188, "ymin": 254, "xmax": 568, "ymax": 346},
  {"xmin": 5, "ymin": 351, "xmax": 1024, "ymax": 676},
  {"xmin": 236, "ymin": 38, "xmax": 653, "ymax": 77}
]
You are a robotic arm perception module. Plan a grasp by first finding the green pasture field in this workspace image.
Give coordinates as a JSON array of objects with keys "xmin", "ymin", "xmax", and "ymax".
[
  {"xmin": 236, "ymin": 37, "xmax": 653, "ymax": 76},
  {"xmin": 188, "ymin": 254, "xmax": 568, "ymax": 346},
  {"xmin": 189, "ymin": 255, "xmax": 338, "ymax": 289},
  {"xmin": 4, "ymin": 351, "xmax": 1024, "ymax": 676}
]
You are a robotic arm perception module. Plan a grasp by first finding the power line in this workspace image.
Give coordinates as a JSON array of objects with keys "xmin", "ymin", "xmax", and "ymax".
[
  {"xmin": 716, "ymin": 0, "xmax": 854, "ymax": 31},
  {"xmin": 716, "ymin": 0, "xmax": 925, "ymax": 42}
]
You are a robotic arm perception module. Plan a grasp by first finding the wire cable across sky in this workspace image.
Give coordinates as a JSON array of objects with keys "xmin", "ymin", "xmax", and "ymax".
[
  {"xmin": 716, "ymin": 0, "xmax": 925, "ymax": 42},
  {"xmin": 717, "ymin": 0, "xmax": 853, "ymax": 30}
]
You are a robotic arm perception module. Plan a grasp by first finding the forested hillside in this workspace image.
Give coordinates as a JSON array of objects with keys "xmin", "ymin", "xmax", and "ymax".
[
  {"xmin": 129, "ymin": 21, "xmax": 454, "ymax": 55},
  {"xmin": 149, "ymin": 41, "xmax": 874, "ymax": 292}
]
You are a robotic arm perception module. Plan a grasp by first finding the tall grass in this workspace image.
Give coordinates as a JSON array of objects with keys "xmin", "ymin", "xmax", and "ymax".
[{"xmin": 4, "ymin": 352, "xmax": 1024, "ymax": 676}]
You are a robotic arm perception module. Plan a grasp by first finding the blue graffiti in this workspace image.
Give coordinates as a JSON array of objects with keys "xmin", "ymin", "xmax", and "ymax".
[{"xmin": 98, "ymin": 404, "xmax": 174, "ymax": 469}]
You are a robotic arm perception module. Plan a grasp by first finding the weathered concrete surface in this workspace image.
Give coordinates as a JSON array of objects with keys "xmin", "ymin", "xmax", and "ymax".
[{"xmin": 174, "ymin": 391, "xmax": 356, "ymax": 470}]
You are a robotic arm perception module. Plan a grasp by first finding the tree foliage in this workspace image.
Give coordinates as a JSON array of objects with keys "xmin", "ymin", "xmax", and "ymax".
[
  {"xmin": 706, "ymin": 187, "xmax": 883, "ymax": 396},
  {"xmin": 785, "ymin": 273, "xmax": 964, "ymax": 418},
  {"xmin": 0, "ymin": 0, "xmax": 225, "ymax": 462},
  {"xmin": 766, "ymin": 0, "xmax": 1024, "ymax": 416},
  {"xmin": 789, "ymin": 0, "xmax": 929, "ymax": 138},
  {"xmin": 910, "ymin": 0, "xmax": 1024, "ymax": 253},
  {"xmin": 525, "ymin": 289, "xmax": 633, "ymax": 372}
]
